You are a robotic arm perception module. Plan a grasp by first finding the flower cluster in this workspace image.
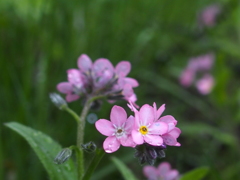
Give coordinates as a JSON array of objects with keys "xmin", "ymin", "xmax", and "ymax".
[
  {"xmin": 95, "ymin": 102, "xmax": 181, "ymax": 158},
  {"xmin": 143, "ymin": 162, "xmax": 180, "ymax": 180},
  {"xmin": 179, "ymin": 53, "xmax": 215, "ymax": 95},
  {"xmin": 57, "ymin": 54, "xmax": 138, "ymax": 105}
]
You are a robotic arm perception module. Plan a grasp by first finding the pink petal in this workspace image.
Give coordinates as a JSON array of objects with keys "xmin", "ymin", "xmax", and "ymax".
[
  {"xmin": 157, "ymin": 162, "xmax": 171, "ymax": 176},
  {"xmin": 159, "ymin": 115, "xmax": 177, "ymax": 126},
  {"xmin": 132, "ymin": 129, "xmax": 144, "ymax": 145},
  {"xmin": 153, "ymin": 103, "xmax": 165, "ymax": 121},
  {"xmin": 119, "ymin": 135, "xmax": 136, "ymax": 147},
  {"xmin": 149, "ymin": 122, "xmax": 168, "ymax": 135},
  {"xmin": 124, "ymin": 77, "xmax": 139, "ymax": 87},
  {"xmin": 179, "ymin": 68, "xmax": 195, "ymax": 87},
  {"xmin": 57, "ymin": 82, "xmax": 72, "ymax": 93},
  {"xmin": 67, "ymin": 69, "xmax": 83, "ymax": 87},
  {"xmin": 144, "ymin": 134, "xmax": 163, "ymax": 146},
  {"xmin": 168, "ymin": 127, "xmax": 181, "ymax": 139},
  {"xmin": 162, "ymin": 134, "xmax": 177, "ymax": 146},
  {"xmin": 157, "ymin": 104, "xmax": 165, "ymax": 120},
  {"xmin": 165, "ymin": 170, "xmax": 179, "ymax": 180},
  {"xmin": 66, "ymin": 94, "xmax": 79, "ymax": 102},
  {"xmin": 124, "ymin": 115, "xmax": 135, "ymax": 133},
  {"xmin": 143, "ymin": 166, "xmax": 158, "ymax": 180},
  {"xmin": 126, "ymin": 94, "xmax": 139, "ymax": 109},
  {"xmin": 103, "ymin": 136, "xmax": 120, "ymax": 153},
  {"xmin": 77, "ymin": 54, "xmax": 92, "ymax": 72},
  {"xmin": 115, "ymin": 61, "xmax": 131, "ymax": 77},
  {"xmin": 195, "ymin": 74, "xmax": 214, "ymax": 95},
  {"xmin": 122, "ymin": 84, "xmax": 133, "ymax": 97},
  {"xmin": 93, "ymin": 58, "xmax": 114, "ymax": 73},
  {"xmin": 188, "ymin": 53, "xmax": 215, "ymax": 71},
  {"xmin": 139, "ymin": 104, "xmax": 154, "ymax": 125},
  {"xmin": 95, "ymin": 119, "xmax": 115, "ymax": 136},
  {"xmin": 110, "ymin": 106, "xmax": 127, "ymax": 127},
  {"xmin": 175, "ymin": 142, "xmax": 181, "ymax": 146},
  {"xmin": 127, "ymin": 101, "xmax": 138, "ymax": 112}
]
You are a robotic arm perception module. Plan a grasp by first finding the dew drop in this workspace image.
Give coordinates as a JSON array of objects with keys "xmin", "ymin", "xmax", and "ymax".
[{"xmin": 105, "ymin": 149, "xmax": 113, "ymax": 153}]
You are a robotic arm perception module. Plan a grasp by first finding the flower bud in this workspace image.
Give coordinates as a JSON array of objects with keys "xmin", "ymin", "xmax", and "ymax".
[
  {"xmin": 134, "ymin": 143, "xmax": 167, "ymax": 165},
  {"xmin": 49, "ymin": 93, "xmax": 67, "ymax": 110},
  {"xmin": 54, "ymin": 148, "xmax": 72, "ymax": 164},
  {"xmin": 81, "ymin": 141, "xmax": 97, "ymax": 153}
]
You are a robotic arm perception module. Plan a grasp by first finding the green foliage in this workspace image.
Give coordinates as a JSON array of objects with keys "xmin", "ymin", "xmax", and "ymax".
[
  {"xmin": 111, "ymin": 157, "xmax": 137, "ymax": 180},
  {"xmin": 5, "ymin": 122, "xmax": 77, "ymax": 180},
  {"xmin": 1, "ymin": 0, "xmax": 240, "ymax": 179},
  {"xmin": 180, "ymin": 167, "xmax": 209, "ymax": 180}
]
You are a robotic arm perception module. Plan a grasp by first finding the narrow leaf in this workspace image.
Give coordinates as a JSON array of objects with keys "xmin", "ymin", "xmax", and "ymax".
[
  {"xmin": 5, "ymin": 122, "xmax": 77, "ymax": 180},
  {"xmin": 111, "ymin": 157, "xmax": 137, "ymax": 180},
  {"xmin": 82, "ymin": 148, "xmax": 105, "ymax": 180},
  {"xmin": 180, "ymin": 167, "xmax": 209, "ymax": 180}
]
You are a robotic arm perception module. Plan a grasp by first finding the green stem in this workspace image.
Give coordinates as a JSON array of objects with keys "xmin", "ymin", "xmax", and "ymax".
[
  {"xmin": 65, "ymin": 107, "xmax": 80, "ymax": 123},
  {"xmin": 77, "ymin": 97, "xmax": 92, "ymax": 180}
]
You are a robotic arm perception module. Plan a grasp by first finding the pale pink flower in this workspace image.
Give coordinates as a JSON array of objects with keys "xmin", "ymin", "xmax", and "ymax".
[
  {"xmin": 188, "ymin": 53, "xmax": 215, "ymax": 71},
  {"xmin": 57, "ymin": 54, "xmax": 139, "ymax": 103},
  {"xmin": 143, "ymin": 162, "xmax": 179, "ymax": 180},
  {"xmin": 199, "ymin": 4, "xmax": 221, "ymax": 27},
  {"xmin": 195, "ymin": 74, "xmax": 214, "ymax": 95},
  {"xmin": 129, "ymin": 102, "xmax": 168, "ymax": 146},
  {"xmin": 179, "ymin": 53, "xmax": 215, "ymax": 95},
  {"xmin": 95, "ymin": 105, "xmax": 136, "ymax": 153},
  {"xmin": 153, "ymin": 103, "xmax": 181, "ymax": 147},
  {"xmin": 179, "ymin": 68, "xmax": 195, "ymax": 87}
]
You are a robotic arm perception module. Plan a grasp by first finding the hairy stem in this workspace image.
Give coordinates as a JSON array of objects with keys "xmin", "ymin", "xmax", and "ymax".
[{"xmin": 77, "ymin": 97, "xmax": 92, "ymax": 180}]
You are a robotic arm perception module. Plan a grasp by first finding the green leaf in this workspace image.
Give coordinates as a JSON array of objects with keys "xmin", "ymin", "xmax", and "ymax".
[
  {"xmin": 82, "ymin": 148, "xmax": 105, "ymax": 180},
  {"xmin": 180, "ymin": 167, "xmax": 209, "ymax": 180},
  {"xmin": 111, "ymin": 157, "xmax": 137, "ymax": 180},
  {"xmin": 5, "ymin": 122, "xmax": 77, "ymax": 180}
]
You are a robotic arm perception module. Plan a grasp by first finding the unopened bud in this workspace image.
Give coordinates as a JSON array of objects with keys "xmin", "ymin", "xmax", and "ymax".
[
  {"xmin": 49, "ymin": 93, "xmax": 67, "ymax": 110},
  {"xmin": 81, "ymin": 141, "xmax": 97, "ymax": 153},
  {"xmin": 54, "ymin": 148, "xmax": 72, "ymax": 164}
]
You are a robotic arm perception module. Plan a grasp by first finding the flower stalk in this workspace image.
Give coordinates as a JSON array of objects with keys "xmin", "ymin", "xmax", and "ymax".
[{"xmin": 76, "ymin": 97, "xmax": 92, "ymax": 180}]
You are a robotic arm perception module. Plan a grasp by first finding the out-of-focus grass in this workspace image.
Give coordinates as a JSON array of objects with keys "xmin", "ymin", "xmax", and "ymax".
[{"xmin": 1, "ymin": 0, "xmax": 240, "ymax": 179}]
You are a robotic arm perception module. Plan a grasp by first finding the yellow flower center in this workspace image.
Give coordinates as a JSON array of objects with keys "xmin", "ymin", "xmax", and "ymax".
[{"xmin": 139, "ymin": 126, "xmax": 148, "ymax": 135}]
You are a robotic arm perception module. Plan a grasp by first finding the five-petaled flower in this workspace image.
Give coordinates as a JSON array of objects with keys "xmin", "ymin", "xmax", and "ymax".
[
  {"xmin": 95, "ymin": 105, "xmax": 136, "ymax": 153},
  {"xmin": 129, "ymin": 102, "xmax": 169, "ymax": 146},
  {"xmin": 143, "ymin": 161, "xmax": 180, "ymax": 180}
]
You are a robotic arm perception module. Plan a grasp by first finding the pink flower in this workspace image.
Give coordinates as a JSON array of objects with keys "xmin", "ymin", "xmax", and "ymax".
[
  {"xmin": 195, "ymin": 74, "xmax": 214, "ymax": 95},
  {"xmin": 188, "ymin": 53, "xmax": 215, "ymax": 71},
  {"xmin": 153, "ymin": 103, "xmax": 181, "ymax": 146},
  {"xmin": 179, "ymin": 53, "xmax": 215, "ymax": 95},
  {"xmin": 198, "ymin": 4, "xmax": 221, "ymax": 27},
  {"xmin": 95, "ymin": 105, "xmax": 136, "ymax": 153},
  {"xmin": 143, "ymin": 162, "xmax": 180, "ymax": 180},
  {"xmin": 129, "ymin": 102, "xmax": 168, "ymax": 146},
  {"xmin": 179, "ymin": 68, "xmax": 195, "ymax": 87},
  {"xmin": 57, "ymin": 54, "xmax": 139, "ymax": 103}
]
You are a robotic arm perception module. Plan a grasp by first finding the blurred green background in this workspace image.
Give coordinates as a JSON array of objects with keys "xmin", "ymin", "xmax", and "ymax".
[{"xmin": 1, "ymin": 0, "xmax": 240, "ymax": 179}]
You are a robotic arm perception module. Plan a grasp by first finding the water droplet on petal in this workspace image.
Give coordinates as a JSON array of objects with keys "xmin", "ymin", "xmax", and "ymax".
[{"xmin": 105, "ymin": 149, "xmax": 113, "ymax": 153}]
